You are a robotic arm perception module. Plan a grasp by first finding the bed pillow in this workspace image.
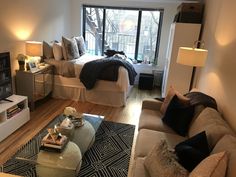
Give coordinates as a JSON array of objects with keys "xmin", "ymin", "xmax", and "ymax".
[
  {"xmin": 74, "ymin": 36, "xmax": 86, "ymax": 56},
  {"xmin": 53, "ymin": 42, "xmax": 63, "ymax": 61},
  {"xmin": 144, "ymin": 140, "xmax": 189, "ymax": 177},
  {"xmin": 62, "ymin": 36, "xmax": 80, "ymax": 60},
  {"xmin": 43, "ymin": 41, "xmax": 54, "ymax": 59},
  {"xmin": 175, "ymin": 131, "xmax": 210, "ymax": 172},
  {"xmin": 160, "ymin": 86, "xmax": 189, "ymax": 115},
  {"xmin": 189, "ymin": 151, "xmax": 228, "ymax": 177},
  {"xmin": 162, "ymin": 95, "xmax": 194, "ymax": 136}
]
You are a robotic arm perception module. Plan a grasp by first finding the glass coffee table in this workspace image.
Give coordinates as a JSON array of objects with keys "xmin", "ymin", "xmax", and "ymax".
[{"xmin": 13, "ymin": 113, "xmax": 103, "ymax": 177}]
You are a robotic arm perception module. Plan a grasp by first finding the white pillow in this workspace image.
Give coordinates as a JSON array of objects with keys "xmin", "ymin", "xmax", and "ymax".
[
  {"xmin": 189, "ymin": 151, "xmax": 228, "ymax": 177},
  {"xmin": 53, "ymin": 42, "xmax": 63, "ymax": 61}
]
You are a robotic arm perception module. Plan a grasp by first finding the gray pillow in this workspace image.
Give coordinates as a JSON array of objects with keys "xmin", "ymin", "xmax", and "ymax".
[
  {"xmin": 43, "ymin": 41, "xmax": 54, "ymax": 59},
  {"xmin": 62, "ymin": 36, "xmax": 80, "ymax": 60},
  {"xmin": 74, "ymin": 36, "xmax": 86, "ymax": 56},
  {"xmin": 144, "ymin": 140, "xmax": 188, "ymax": 177}
]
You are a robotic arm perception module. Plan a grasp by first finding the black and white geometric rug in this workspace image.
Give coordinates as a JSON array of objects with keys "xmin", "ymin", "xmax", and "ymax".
[
  {"xmin": 1, "ymin": 116, "xmax": 135, "ymax": 177},
  {"xmin": 79, "ymin": 121, "xmax": 135, "ymax": 177}
]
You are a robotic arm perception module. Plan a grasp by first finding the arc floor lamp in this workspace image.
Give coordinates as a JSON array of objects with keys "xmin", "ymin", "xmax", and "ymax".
[{"xmin": 177, "ymin": 40, "xmax": 208, "ymax": 91}]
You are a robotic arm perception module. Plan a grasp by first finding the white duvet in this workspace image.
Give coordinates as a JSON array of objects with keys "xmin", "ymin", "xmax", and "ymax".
[{"xmin": 45, "ymin": 54, "xmax": 130, "ymax": 92}]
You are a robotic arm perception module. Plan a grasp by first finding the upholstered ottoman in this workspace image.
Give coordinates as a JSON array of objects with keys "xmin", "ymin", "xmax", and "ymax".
[{"xmin": 36, "ymin": 142, "xmax": 82, "ymax": 177}]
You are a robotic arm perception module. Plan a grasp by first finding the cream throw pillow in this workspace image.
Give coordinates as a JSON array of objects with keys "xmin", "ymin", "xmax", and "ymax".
[
  {"xmin": 43, "ymin": 41, "xmax": 54, "ymax": 59},
  {"xmin": 160, "ymin": 86, "xmax": 189, "ymax": 114},
  {"xmin": 212, "ymin": 135, "xmax": 236, "ymax": 177},
  {"xmin": 189, "ymin": 151, "xmax": 228, "ymax": 177},
  {"xmin": 53, "ymin": 42, "xmax": 63, "ymax": 61},
  {"xmin": 144, "ymin": 140, "xmax": 189, "ymax": 177}
]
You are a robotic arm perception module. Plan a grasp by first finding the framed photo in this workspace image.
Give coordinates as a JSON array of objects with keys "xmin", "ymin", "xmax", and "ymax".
[{"xmin": 28, "ymin": 62, "xmax": 38, "ymax": 73}]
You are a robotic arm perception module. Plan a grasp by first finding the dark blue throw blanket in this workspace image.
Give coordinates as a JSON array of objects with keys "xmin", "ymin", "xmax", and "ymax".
[
  {"xmin": 80, "ymin": 55, "xmax": 137, "ymax": 89},
  {"xmin": 184, "ymin": 92, "xmax": 218, "ymax": 110}
]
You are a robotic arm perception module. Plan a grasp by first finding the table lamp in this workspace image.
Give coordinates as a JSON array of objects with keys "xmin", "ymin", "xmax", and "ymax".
[
  {"xmin": 25, "ymin": 41, "xmax": 42, "ymax": 70},
  {"xmin": 177, "ymin": 40, "xmax": 208, "ymax": 90}
]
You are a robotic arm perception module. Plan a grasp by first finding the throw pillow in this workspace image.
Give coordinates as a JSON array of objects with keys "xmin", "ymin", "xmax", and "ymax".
[
  {"xmin": 162, "ymin": 95, "xmax": 194, "ymax": 136},
  {"xmin": 62, "ymin": 36, "xmax": 80, "ymax": 60},
  {"xmin": 53, "ymin": 42, "xmax": 63, "ymax": 61},
  {"xmin": 74, "ymin": 36, "xmax": 86, "ymax": 56},
  {"xmin": 189, "ymin": 151, "xmax": 228, "ymax": 177},
  {"xmin": 144, "ymin": 140, "xmax": 189, "ymax": 177},
  {"xmin": 160, "ymin": 86, "xmax": 189, "ymax": 115},
  {"xmin": 211, "ymin": 135, "xmax": 236, "ymax": 177},
  {"xmin": 175, "ymin": 131, "xmax": 210, "ymax": 172},
  {"xmin": 43, "ymin": 41, "xmax": 54, "ymax": 59}
]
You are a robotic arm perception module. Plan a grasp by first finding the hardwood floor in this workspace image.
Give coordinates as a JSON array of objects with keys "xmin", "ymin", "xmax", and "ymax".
[{"xmin": 0, "ymin": 86, "xmax": 160, "ymax": 166}]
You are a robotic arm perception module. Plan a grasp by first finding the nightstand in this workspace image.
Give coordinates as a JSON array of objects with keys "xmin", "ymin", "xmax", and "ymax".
[{"xmin": 16, "ymin": 64, "xmax": 54, "ymax": 110}]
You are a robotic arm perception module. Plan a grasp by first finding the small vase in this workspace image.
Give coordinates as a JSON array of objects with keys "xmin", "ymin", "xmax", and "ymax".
[{"xmin": 18, "ymin": 60, "xmax": 25, "ymax": 71}]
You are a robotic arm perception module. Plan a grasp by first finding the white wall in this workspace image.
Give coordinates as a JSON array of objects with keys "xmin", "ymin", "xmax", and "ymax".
[
  {"xmin": 196, "ymin": 0, "xmax": 236, "ymax": 131},
  {"xmin": 0, "ymin": 0, "xmax": 72, "ymax": 78},
  {"xmin": 71, "ymin": 0, "xmax": 179, "ymax": 69},
  {"xmin": 0, "ymin": 0, "xmax": 179, "ymax": 91}
]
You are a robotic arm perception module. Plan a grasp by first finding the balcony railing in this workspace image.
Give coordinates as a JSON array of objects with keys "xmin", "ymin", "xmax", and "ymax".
[{"xmin": 85, "ymin": 32, "xmax": 155, "ymax": 63}]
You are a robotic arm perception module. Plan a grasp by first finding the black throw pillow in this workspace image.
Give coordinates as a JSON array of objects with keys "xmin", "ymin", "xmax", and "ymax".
[
  {"xmin": 162, "ymin": 95, "xmax": 194, "ymax": 136},
  {"xmin": 175, "ymin": 131, "xmax": 210, "ymax": 172}
]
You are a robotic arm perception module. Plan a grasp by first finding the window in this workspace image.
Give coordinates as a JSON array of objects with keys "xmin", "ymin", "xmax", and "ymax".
[{"xmin": 83, "ymin": 5, "xmax": 163, "ymax": 64}]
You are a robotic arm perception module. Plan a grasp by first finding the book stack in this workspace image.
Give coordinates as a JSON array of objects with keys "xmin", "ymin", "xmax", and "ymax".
[
  {"xmin": 7, "ymin": 105, "xmax": 21, "ymax": 119},
  {"xmin": 40, "ymin": 133, "xmax": 69, "ymax": 152}
]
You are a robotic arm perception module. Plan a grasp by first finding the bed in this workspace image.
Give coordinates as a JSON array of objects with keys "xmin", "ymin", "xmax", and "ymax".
[{"xmin": 44, "ymin": 54, "xmax": 135, "ymax": 107}]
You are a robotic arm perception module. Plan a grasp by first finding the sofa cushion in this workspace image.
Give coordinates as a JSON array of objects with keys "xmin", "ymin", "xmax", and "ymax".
[
  {"xmin": 175, "ymin": 131, "xmax": 210, "ymax": 171},
  {"xmin": 144, "ymin": 140, "xmax": 189, "ymax": 177},
  {"xmin": 162, "ymin": 95, "xmax": 194, "ymax": 136},
  {"xmin": 132, "ymin": 157, "xmax": 150, "ymax": 177},
  {"xmin": 138, "ymin": 109, "xmax": 175, "ymax": 133},
  {"xmin": 189, "ymin": 151, "xmax": 228, "ymax": 177},
  {"xmin": 212, "ymin": 135, "xmax": 236, "ymax": 177},
  {"xmin": 135, "ymin": 129, "xmax": 186, "ymax": 158},
  {"xmin": 188, "ymin": 107, "xmax": 235, "ymax": 150},
  {"xmin": 160, "ymin": 86, "xmax": 189, "ymax": 115}
]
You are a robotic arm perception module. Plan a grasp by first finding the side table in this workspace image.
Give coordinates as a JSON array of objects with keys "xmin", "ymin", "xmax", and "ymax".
[{"xmin": 15, "ymin": 64, "xmax": 54, "ymax": 110}]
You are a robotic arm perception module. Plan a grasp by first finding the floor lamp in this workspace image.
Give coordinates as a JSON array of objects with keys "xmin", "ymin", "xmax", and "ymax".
[{"xmin": 176, "ymin": 41, "xmax": 208, "ymax": 91}]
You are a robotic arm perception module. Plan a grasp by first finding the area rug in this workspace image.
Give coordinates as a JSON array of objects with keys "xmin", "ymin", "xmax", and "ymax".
[{"xmin": 1, "ymin": 115, "xmax": 135, "ymax": 177}]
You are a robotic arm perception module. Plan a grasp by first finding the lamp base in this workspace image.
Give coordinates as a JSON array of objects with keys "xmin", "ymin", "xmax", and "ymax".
[
  {"xmin": 189, "ymin": 66, "xmax": 196, "ymax": 91},
  {"xmin": 18, "ymin": 60, "xmax": 25, "ymax": 71}
]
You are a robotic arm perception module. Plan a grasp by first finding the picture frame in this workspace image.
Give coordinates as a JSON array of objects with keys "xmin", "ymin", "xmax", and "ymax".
[{"xmin": 28, "ymin": 62, "xmax": 39, "ymax": 73}]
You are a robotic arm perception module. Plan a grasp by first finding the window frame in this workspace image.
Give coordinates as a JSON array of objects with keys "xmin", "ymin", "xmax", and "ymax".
[{"xmin": 82, "ymin": 5, "xmax": 164, "ymax": 63}]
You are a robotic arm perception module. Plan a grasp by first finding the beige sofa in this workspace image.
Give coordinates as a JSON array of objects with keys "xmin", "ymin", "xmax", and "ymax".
[{"xmin": 132, "ymin": 99, "xmax": 236, "ymax": 177}]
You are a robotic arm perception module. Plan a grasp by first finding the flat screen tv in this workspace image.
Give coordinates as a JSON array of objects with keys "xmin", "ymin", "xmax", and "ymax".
[{"xmin": 0, "ymin": 52, "xmax": 13, "ymax": 102}]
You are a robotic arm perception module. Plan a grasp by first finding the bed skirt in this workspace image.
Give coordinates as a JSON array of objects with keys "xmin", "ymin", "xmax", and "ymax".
[{"xmin": 52, "ymin": 75, "xmax": 131, "ymax": 107}]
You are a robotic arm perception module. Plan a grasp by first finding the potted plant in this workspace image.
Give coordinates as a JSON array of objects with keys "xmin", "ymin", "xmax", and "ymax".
[{"xmin": 17, "ymin": 54, "xmax": 27, "ymax": 70}]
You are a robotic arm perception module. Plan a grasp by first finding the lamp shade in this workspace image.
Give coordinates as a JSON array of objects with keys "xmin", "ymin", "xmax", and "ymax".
[
  {"xmin": 25, "ymin": 41, "xmax": 42, "ymax": 56},
  {"xmin": 177, "ymin": 47, "xmax": 208, "ymax": 67}
]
